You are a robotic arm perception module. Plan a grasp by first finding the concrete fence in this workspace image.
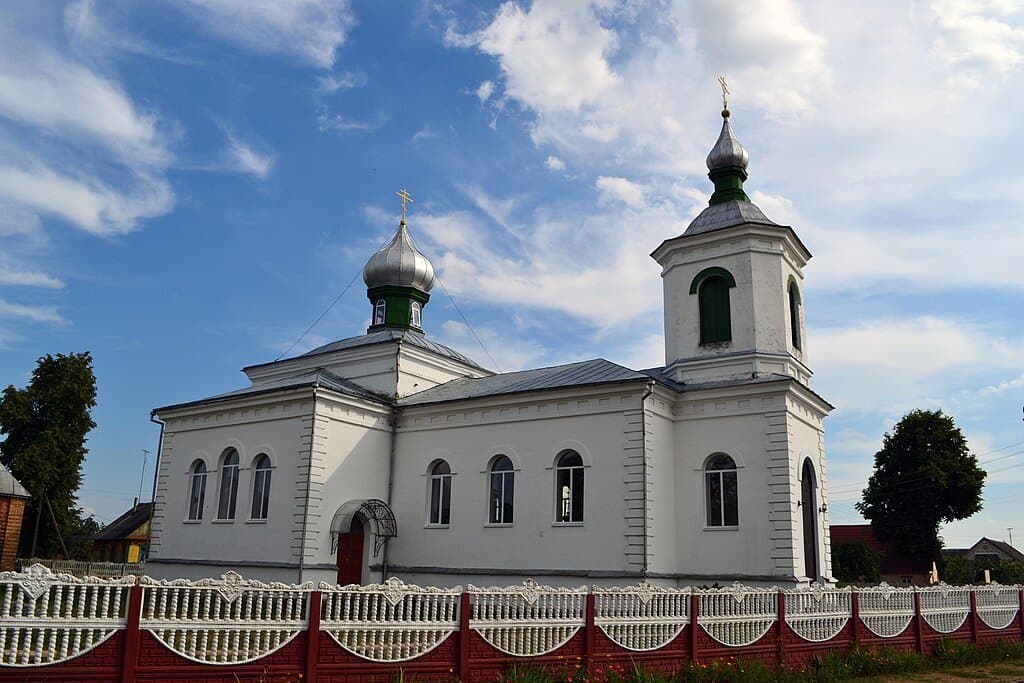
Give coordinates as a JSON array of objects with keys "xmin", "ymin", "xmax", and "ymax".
[{"xmin": 0, "ymin": 564, "xmax": 1021, "ymax": 682}]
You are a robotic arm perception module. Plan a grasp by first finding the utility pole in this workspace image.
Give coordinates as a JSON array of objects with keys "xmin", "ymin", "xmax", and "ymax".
[{"xmin": 1008, "ymin": 527, "xmax": 1014, "ymax": 546}]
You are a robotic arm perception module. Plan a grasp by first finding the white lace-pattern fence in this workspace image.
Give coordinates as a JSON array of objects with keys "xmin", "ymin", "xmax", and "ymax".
[
  {"xmin": 319, "ymin": 577, "xmax": 461, "ymax": 662},
  {"xmin": 467, "ymin": 579, "xmax": 588, "ymax": 657},
  {"xmin": 139, "ymin": 572, "xmax": 311, "ymax": 664},
  {"xmin": 0, "ymin": 564, "xmax": 135, "ymax": 667},
  {"xmin": 0, "ymin": 565, "xmax": 1021, "ymax": 676},
  {"xmin": 593, "ymin": 583, "xmax": 690, "ymax": 651},
  {"xmin": 784, "ymin": 587, "xmax": 852, "ymax": 643}
]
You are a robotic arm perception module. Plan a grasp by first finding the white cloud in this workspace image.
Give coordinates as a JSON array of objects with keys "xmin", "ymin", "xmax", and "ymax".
[
  {"xmin": 544, "ymin": 155, "xmax": 566, "ymax": 171},
  {"xmin": 0, "ymin": 257, "xmax": 64, "ymax": 289},
  {"xmin": 931, "ymin": 0, "xmax": 1024, "ymax": 85},
  {"xmin": 176, "ymin": 0, "xmax": 354, "ymax": 69},
  {"xmin": 812, "ymin": 316, "xmax": 1020, "ymax": 415},
  {"xmin": 457, "ymin": 0, "xmax": 621, "ymax": 113},
  {"xmin": 411, "ymin": 125, "xmax": 437, "ymax": 143},
  {"xmin": 436, "ymin": 320, "xmax": 546, "ymax": 372},
  {"xmin": 316, "ymin": 109, "xmax": 387, "ymax": 133},
  {"xmin": 0, "ymin": 299, "xmax": 66, "ymax": 325},
  {"xmin": 223, "ymin": 133, "xmax": 275, "ymax": 179},
  {"xmin": 317, "ymin": 71, "xmax": 364, "ymax": 93},
  {"xmin": 979, "ymin": 372, "xmax": 1024, "ymax": 397},
  {"xmin": 595, "ymin": 175, "xmax": 645, "ymax": 209},
  {"xmin": 476, "ymin": 80, "xmax": 495, "ymax": 103}
]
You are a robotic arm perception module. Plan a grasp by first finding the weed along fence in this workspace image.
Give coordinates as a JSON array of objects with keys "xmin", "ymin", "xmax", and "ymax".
[{"xmin": 0, "ymin": 565, "xmax": 1022, "ymax": 682}]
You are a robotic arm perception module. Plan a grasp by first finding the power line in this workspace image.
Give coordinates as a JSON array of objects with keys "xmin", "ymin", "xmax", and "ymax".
[
  {"xmin": 275, "ymin": 269, "xmax": 364, "ymax": 362},
  {"xmin": 434, "ymin": 275, "xmax": 503, "ymax": 373}
]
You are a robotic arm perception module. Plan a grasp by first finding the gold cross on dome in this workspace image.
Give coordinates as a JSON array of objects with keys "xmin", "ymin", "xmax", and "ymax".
[
  {"xmin": 396, "ymin": 187, "xmax": 413, "ymax": 222},
  {"xmin": 718, "ymin": 75, "xmax": 729, "ymax": 111}
]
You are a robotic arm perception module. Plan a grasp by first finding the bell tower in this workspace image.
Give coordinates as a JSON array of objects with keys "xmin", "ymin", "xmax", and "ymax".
[{"xmin": 651, "ymin": 102, "xmax": 813, "ymax": 386}]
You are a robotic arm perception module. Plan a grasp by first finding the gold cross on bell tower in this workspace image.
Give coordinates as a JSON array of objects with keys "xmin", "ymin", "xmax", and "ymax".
[
  {"xmin": 718, "ymin": 75, "xmax": 729, "ymax": 112},
  {"xmin": 396, "ymin": 187, "xmax": 413, "ymax": 223}
]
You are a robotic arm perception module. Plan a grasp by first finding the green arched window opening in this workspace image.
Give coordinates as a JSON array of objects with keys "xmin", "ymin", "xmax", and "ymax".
[
  {"xmin": 788, "ymin": 276, "xmax": 802, "ymax": 351},
  {"xmin": 690, "ymin": 267, "xmax": 736, "ymax": 345}
]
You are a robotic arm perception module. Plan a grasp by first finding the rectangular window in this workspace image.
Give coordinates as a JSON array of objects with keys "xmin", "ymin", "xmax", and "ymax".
[
  {"xmin": 556, "ymin": 467, "xmax": 585, "ymax": 523},
  {"xmin": 429, "ymin": 475, "xmax": 451, "ymax": 525},
  {"xmin": 722, "ymin": 471, "xmax": 738, "ymax": 526},
  {"xmin": 489, "ymin": 471, "xmax": 513, "ymax": 524},
  {"xmin": 218, "ymin": 467, "xmax": 238, "ymax": 519},
  {"xmin": 188, "ymin": 472, "xmax": 206, "ymax": 521},
  {"xmin": 251, "ymin": 469, "xmax": 271, "ymax": 520},
  {"xmin": 706, "ymin": 473, "xmax": 723, "ymax": 527}
]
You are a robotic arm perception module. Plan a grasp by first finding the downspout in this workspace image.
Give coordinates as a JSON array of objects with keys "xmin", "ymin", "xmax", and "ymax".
[
  {"xmin": 639, "ymin": 381, "xmax": 654, "ymax": 578},
  {"xmin": 145, "ymin": 414, "xmax": 165, "ymax": 561},
  {"xmin": 381, "ymin": 340, "xmax": 401, "ymax": 580},
  {"xmin": 297, "ymin": 385, "xmax": 319, "ymax": 584}
]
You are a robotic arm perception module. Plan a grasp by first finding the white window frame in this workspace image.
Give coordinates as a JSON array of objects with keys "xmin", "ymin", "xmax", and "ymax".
[
  {"xmin": 410, "ymin": 301, "xmax": 422, "ymax": 328},
  {"xmin": 553, "ymin": 451, "xmax": 584, "ymax": 525},
  {"xmin": 487, "ymin": 456, "xmax": 514, "ymax": 526},
  {"xmin": 186, "ymin": 460, "xmax": 207, "ymax": 522},
  {"xmin": 250, "ymin": 454, "xmax": 272, "ymax": 521},
  {"xmin": 427, "ymin": 461, "xmax": 452, "ymax": 527},
  {"xmin": 217, "ymin": 449, "xmax": 240, "ymax": 521},
  {"xmin": 373, "ymin": 299, "xmax": 386, "ymax": 325},
  {"xmin": 704, "ymin": 453, "xmax": 739, "ymax": 529}
]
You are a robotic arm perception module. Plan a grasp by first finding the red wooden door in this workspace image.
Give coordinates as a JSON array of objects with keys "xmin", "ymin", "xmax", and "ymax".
[{"xmin": 336, "ymin": 517, "xmax": 364, "ymax": 585}]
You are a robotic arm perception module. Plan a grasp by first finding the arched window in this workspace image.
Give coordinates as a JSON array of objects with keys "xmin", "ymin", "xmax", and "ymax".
[
  {"xmin": 555, "ymin": 450, "xmax": 584, "ymax": 523},
  {"xmin": 788, "ymin": 279, "xmax": 802, "ymax": 350},
  {"xmin": 705, "ymin": 453, "xmax": 738, "ymax": 527},
  {"xmin": 428, "ymin": 460, "xmax": 452, "ymax": 526},
  {"xmin": 410, "ymin": 301, "xmax": 422, "ymax": 328},
  {"xmin": 690, "ymin": 267, "xmax": 736, "ymax": 345},
  {"xmin": 187, "ymin": 460, "xmax": 207, "ymax": 521},
  {"xmin": 373, "ymin": 299, "xmax": 386, "ymax": 326},
  {"xmin": 250, "ymin": 454, "xmax": 272, "ymax": 520},
  {"xmin": 488, "ymin": 456, "xmax": 514, "ymax": 525},
  {"xmin": 217, "ymin": 448, "xmax": 240, "ymax": 520}
]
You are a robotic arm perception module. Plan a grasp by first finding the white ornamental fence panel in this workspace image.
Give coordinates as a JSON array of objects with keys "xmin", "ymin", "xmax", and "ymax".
[
  {"xmin": 784, "ymin": 586, "xmax": 852, "ymax": 643},
  {"xmin": 593, "ymin": 582, "xmax": 690, "ymax": 652},
  {"xmin": 468, "ymin": 579, "xmax": 587, "ymax": 657},
  {"xmin": 697, "ymin": 584, "xmax": 777, "ymax": 647},
  {"xmin": 856, "ymin": 584, "xmax": 915, "ymax": 638},
  {"xmin": 319, "ymin": 577, "xmax": 461, "ymax": 662},
  {"xmin": 139, "ymin": 571, "xmax": 311, "ymax": 664},
  {"xmin": 974, "ymin": 584, "xmax": 1021, "ymax": 631},
  {"xmin": 0, "ymin": 563, "xmax": 135, "ymax": 667},
  {"xmin": 918, "ymin": 585, "xmax": 970, "ymax": 634}
]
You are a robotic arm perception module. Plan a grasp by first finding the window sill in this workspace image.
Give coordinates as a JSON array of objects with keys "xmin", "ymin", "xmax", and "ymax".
[
  {"xmin": 246, "ymin": 519, "xmax": 267, "ymax": 525},
  {"xmin": 703, "ymin": 525, "xmax": 739, "ymax": 532},
  {"xmin": 424, "ymin": 523, "xmax": 450, "ymax": 529},
  {"xmin": 483, "ymin": 523, "xmax": 513, "ymax": 528},
  {"xmin": 552, "ymin": 521, "xmax": 584, "ymax": 527},
  {"xmin": 212, "ymin": 518, "xmax": 235, "ymax": 524},
  {"xmin": 183, "ymin": 519, "xmax": 202, "ymax": 525}
]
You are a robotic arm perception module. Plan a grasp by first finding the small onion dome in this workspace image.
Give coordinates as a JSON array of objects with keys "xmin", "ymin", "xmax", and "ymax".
[
  {"xmin": 362, "ymin": 221, "xmax": 436, "ymax": 292},
  {"xmin": 706, "ymin": 110, "xmax": 749, "ymax": 171}
]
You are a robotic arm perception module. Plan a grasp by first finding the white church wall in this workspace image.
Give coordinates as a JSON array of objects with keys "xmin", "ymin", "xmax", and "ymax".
[
  {"xmin": 786, "ymin": 394, "xmax": 834, "ymax": 583},
  {"xmin": 395, "ymin": 346, "xmax": 491, "ymax": 398},
  {"xmin": 645, "ymin": 389, "xmax": 677, "ymax": 576},
  {"xmin": 147, "ymin": 397, "xmax": 314, "ymax": 581},
  {"xmin": 384, "ymin": 387, "xmax": 646, "ymax": 585},
  {"xmin": 672, "ymin": 388, "xmax": 793, "ymax": 583}
]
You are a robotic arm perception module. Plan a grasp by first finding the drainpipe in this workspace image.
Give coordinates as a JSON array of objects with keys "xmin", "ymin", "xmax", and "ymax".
[
  {"xmin": 297, "ymin": 385, "xmax": 320, "ymax": 584},
  {"xmin": 145, "ymin": 414, "xmax": 165, "ymax": 561},
  {"xmin": 381, "ymin": 341, "xmax": 401, "ymax": 580},
  {"xmin": 639, "ymin": 381, "xmax": 654, "ymax": 578}
]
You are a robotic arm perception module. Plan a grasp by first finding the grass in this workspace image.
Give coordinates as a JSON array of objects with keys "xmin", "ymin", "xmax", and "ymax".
[{"xmin": 489, "ymin": 639, "xmax": 1024, "ymax": 683}]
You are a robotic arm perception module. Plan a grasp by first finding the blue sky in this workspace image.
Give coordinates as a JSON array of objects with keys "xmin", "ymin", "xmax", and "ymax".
[{"xmin": 1, "ymin": 0, "xmax": 1022, "ymax": 550}]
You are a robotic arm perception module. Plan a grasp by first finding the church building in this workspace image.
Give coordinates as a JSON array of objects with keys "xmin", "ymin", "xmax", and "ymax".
[{"xmin": 147, "ymin": 105, "xmax": 834, "ymax": 588}]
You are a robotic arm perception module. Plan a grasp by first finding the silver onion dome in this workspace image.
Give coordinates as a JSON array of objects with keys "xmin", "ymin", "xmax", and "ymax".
[
  {"xmin": 362, "ymin": 221, "xmax": 436, "ymax": 292},
  {"xmin": 706, "ymin": 111, "xmax": 749, "ymax": 171}
]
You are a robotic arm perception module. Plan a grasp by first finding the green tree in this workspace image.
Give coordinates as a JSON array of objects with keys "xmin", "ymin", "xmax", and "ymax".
[
  {"xmin": 0, "ymin": 352, "xmax": 97, "ymax": 558},
  {"xmin": 942, "ymin": 555, "xmax": 973, "ymax": 585},
  {"xmin": 832, "ymin": 541, "xmax": 882, "ymax": 585},
  {"xmin": 856, "ymin": 410, "xmax": 985, "ymax": 566}
]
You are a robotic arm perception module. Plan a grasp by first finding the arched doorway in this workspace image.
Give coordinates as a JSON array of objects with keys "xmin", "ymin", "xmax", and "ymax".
[
  {"xmin": 801, "ymin": 459, "xmax": 818, "ymax": 581},
  {"xmin": 336, "ymin": 516, "xmax": 364, "ymax": 586}
]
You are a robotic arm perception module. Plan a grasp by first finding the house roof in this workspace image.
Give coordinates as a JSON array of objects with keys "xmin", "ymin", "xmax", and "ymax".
[
  {"xmin": 153, "ymin": 368, "xmax": 390, "ymax": 413},
  {"xmin": 399, "ymin": 358, "xmax": 651, "ymax": 406},
  {"xmin": 830, "ymin": 524, "xmax": 929, "ymax": 575},
  {"xmin": 246, "ymin": 329, "xmax": 487, "ymax": 372},
  {"xmin": 0, "ymin": 462, "xmax": 30, "ymax": 499},
  {"xmin": 972, "ymin": 537, "xmax": 1024, "ymax": 564},
  {"xmin": 684, "ymin": 199, "xmax": 778, "ymax": 236},
  {"xmin": 92, "ymin": 502, "xmax": 153, "ymax": 541}
]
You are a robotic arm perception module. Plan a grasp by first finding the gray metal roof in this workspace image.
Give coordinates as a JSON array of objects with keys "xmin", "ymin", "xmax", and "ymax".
[
  {"xmin": 399, "ymin": 358, "xmax": 649, "ymax": 406},
  {"xmin": 0, "ymin": 462, "xmax": 30, "ymax": 499},
  {"xmin": 363, "ymin": 222, "xmax": 436, "ymax": 292},
  {"xmin": 683, "ymin": 199, "xmax": 777, "ymax": 236},
  {"xmin": 154, "ymin": 368, "xmax": 389, "ymax": 413},
  {"xmin": 706, "ymin": 114, "xmax": 749, "ymax": 172},
  {"xmin": 294, "ymin": 329, "xmax": 486, "ymax": 370}
]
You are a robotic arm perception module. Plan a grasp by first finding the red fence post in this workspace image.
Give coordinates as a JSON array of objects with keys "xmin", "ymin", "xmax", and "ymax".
[
  {"xmin": 458, "ymin": 591, "xmax": 472, "ymax": 682},
  {"xmin": 1019, "ymin": 589, "xmax": 1024, "ymax": 642},
  {"xmin": 121, "ymin": 585, "xmax": 143, "ymax": 683},
  {"xmin": 968, "ymin": 590, "xmax": 978, "ymax": 643},
  {"xmin": 776, "ymin": 591, "xmax": 786, "ymax": 666},
  {"xmin": 305, "ymin": 590, "xmax": 321, "ymax": 683},
  {"xmin": 689, "ymin": 593, "xmax": 699, "ymax": 663},
  {"xmin": 914, "ymin": 591, "xmax": 925, "ymax": 653},
  {"xmin": 584, "ymin": 593, "xmax": 595, "ymax": 676},
  {"xmin": 850, "ymin": 591, "xmax": 860, "ymax": 649}
]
